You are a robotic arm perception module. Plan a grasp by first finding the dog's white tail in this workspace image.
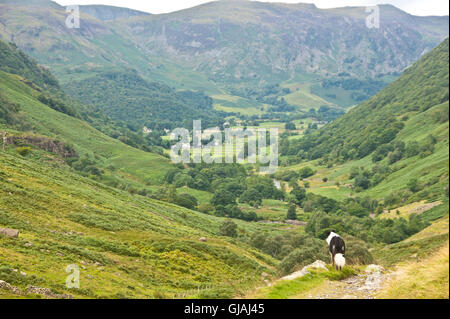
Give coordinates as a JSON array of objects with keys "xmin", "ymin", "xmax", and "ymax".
[{"xmin": 334, "ymin": 253, "xmax": 346, "ymax": 270}]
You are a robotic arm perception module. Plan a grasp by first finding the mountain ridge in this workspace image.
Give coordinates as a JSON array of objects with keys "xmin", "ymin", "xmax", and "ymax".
[
  {"xmin": 1, "ymin": 0, "xmax": 448, "ymax": 111},
  {"xmin": 79, "ymin": 4, "xmax": 151, "ymax": 21}
]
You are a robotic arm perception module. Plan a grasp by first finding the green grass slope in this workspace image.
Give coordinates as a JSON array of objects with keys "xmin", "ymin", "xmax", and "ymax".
[
  {"xmin": 282, "ymin": 38, "xmax": 449, "ymax": 204},
  {"xmin": 287, "ymin": 38, "xmax": 449, "ymax": 162},
  {"xmin": 0, "ymin": 147, "xmax": 278, "ymax": 299},
  {"xmin": 0, "ymin": 33, "xmax": 282, "ymax": 299},
  {"xmin": 0, "ymin": 69, "xmax": 171, "ymax": 185}
]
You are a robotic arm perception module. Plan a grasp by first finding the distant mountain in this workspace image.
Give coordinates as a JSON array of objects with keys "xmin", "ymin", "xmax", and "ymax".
[
  {"xmin": 285, "ymin": 37, "xmax": 449, "ymax": 169},
  {"xmin": 80, "ymin": 5, "xmax": 150, "ymax": 21},
  {"xmin": 0, "ymin": 0, "xmax": 223, "ymax": 130},
  {"xmin": 0, "ymin": 0, "xmax": 448, "ymax": 119},
  {"xmin": 118, "ymin": 1, "xmax": 448, "ymax": 83}
]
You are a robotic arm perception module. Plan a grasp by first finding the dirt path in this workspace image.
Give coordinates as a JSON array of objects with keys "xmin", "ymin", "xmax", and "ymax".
[{"xmin": 295, "ymin": 265, "xmax": 390, "ymax": 299}]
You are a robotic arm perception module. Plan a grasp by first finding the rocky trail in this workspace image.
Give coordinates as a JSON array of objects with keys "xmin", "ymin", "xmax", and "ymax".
[
  {"xmin": 271, "ymin": 261, "xmax": 391, "ymax": 299},
  {"xmin": 300, "ymin": 264, "xmax": 389, "ymax": 299}
]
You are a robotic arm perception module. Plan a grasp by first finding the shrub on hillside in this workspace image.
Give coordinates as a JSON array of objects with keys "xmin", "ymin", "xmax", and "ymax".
[
  {"xmin": 15, "ymin": 146, "xmax": 31, "ymax": 156},
  {"xmin": 354, "ymin": 174, "xmax": 370, "ymax": 190},
  {"xmin": 219, "ymin": 219, "xmax": 238, "ymax": 238},
  {"xmin": 175, "ymin": 193, "xmax": 198, "ymax": 210},
  {"xmin": 299, "ymin": 166, "xmax": 315, "ymax": 179},
  {"xmin": 278, "ymin": 239, "xmax": 328, "ymax": 275},
  {"xmin": 197, "ymin": 203, "xmax": 214, "ymax": 214},
  {"xmin": 211, "ymin": 190, "xmax": 236, "ymax": 207},
  {"xmin": 274, "ymin": 170, "xmax": 299, "ymax": 182},
  {"xmin": 290, "ymin": 187, "xmax": 306, "ymax": 206},
  {"xmin": 286, "ymin": 205, "xmax": 297, "ymax": 220},
  {"xmin": 344, "ymin": 237, "xmax": 375, "ymax": 265},
  {"xmin": 239, "ymin": 188, "xmax": 263, "ymax": 206}
]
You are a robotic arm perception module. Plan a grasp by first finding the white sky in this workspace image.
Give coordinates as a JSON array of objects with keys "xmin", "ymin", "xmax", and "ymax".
[{"xmin": 55, "ymin": 0, "xmax": 449, "ymax": 16}]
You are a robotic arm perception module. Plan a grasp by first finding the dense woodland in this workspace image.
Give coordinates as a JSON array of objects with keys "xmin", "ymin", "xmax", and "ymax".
[{"xmin": 65, "ymin": 68, "xmax": 225, "ymax": 130}]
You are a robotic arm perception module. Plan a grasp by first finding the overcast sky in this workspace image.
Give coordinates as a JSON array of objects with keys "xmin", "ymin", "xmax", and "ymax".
[{"xmin": 55, "ymin": 0, "xmax": 449, "ymax": 16}]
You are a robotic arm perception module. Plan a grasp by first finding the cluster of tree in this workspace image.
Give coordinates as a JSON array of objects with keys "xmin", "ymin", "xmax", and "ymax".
[
  {"xmin": 301, "ymin": 192, "xmax": 340, "ymax": 213},
  {"xmin": 273, "ymin": 169, "xmax": 299, "ymax": 182},
  {"xmin": 0, "ymin": 93, "xmax": 21, "ymax": 125},
  {"xmin": 290, "ymin": 184, "xmax": 380, "ymax": 218},
  {"xmin": 66, "ymin": 68, "xmax": 225, "ymax": 131},
  {"xmin": 210, "ymin": 175, "xmax": 283, "ymax": 221},
  {"xmin": 37, "ymin": 94, "xmax": 79, "ymax": 118},
  {"xmin": 372, "ymin": 136, "xmax": 437, "ymax": 164},
  {"xmin": 67, "ymin": 155, "xmax": 104, "ymax": 178},
  {"xmin": 349, "ymin": 165, "xmax": 391, "ymax": 191},
  {"xmin": 315, "ymin": 77, "xmax": 387, "ymax": 103},
  {"xmin": 279, "ymin": 155, "xmax": 303, "ymax": 167},
  {"xmin": 163, "ymin": 163, "xmax": 285, "ymax": 221},
  {"xmin": 250, "ymin": 231, "xmax": 324, "ymax": 260},
  {"xmin": 0, "ymin": 40, "xmax": 59, "ymax": 90},
  {"xmin": 234, "ymin": 110, "xmax": 322, "ymax": 129},
  {"xmin": 307, "ymin": 106, "xmax": 345, "ymax": 122},
  {"xmin": 164, "ymin": 164, "xmax": 248, "ymax": 192},
  {"xmin": 229, "ymin": 83, "xmax": 290, "ymax": 103},
  {"xmin": 285, "ymin": 122, "xmax": 296, "ymax": 130},
  {"xmin": 151, "ymin": 185, "xmax": 199, "ymax": 210},
  {"xmin": 299, "ymin": 167, "xmax": 315, "ymax": 179},
  {"xmin": 306, "ymin": 210, "xmax": 429, "ymax": 244},
  {"xmin": 228, "ymin": 84, "xmax": 297, "ymax": 113},
  {"xmin": 214, "ymin": 203, "xmax": 258, "ymax": 221},
  {"xmin": 268, "ymin": 99, "xmax": 296, "ymax": 112}
]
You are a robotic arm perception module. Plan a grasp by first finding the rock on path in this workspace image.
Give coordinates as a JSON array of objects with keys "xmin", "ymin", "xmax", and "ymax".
[{"xmin": 281, "ymin": 260, "xmax": 328, "ymax": 281}]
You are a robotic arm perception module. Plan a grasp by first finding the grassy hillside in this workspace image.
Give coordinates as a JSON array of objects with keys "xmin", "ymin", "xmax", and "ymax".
[
  {"xmin": 0, "ymin": 69, "xmax": 172, "ymax": 186},
  {"xmin": 1, "ymin": 2, "xmax": 449, "ymax": 300},
  {"xmin": 269, "ymin": 39, "xmax": 449, "ymax": 287},
  {"xmin": 0, "ymin": 36, "xmax": 183, "ymax": 188},
  {"xmin": 0, "ymin": 146, "xmax": 282, "ymax": 298},
  {"xmin": 377, "ymin": 241, "xmax": 449, "ymax": 299},
  {"xmin": 0, "ymin": 38, "xmax": 297, "ymax": 299},
  {"xmin": 0, "ymin": 0, "xmax": 227, "ymax": 129},
  {"xmin": 0, "ymin": 40, "xmax": 58, "ymax": 91},
  {"xmin": 284, "ymin": 38, "xmax": 449, "ymax": 162},
  {"xmin": 280, "ymin": 39, "xmax": 449, "ymax": 208}
]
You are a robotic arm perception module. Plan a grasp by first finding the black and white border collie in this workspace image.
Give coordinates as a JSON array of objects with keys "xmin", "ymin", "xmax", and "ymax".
[{"xmin": 326, "ymin": 231, "xmax": 346, "ymax": 270}]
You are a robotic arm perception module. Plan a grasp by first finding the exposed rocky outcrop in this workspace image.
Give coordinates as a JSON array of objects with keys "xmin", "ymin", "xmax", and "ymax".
[
  {"xmin": 2, "ymin": 134, "xmax": 77, "ymax": 159},
  {"xmin": 0, "ymin": 280, "xmax": 74, "ymax": 299},
  {"xmin": 26, "ymin": 286, "xmax": 73, "ymax": 299},
  {"xmin": 0, "ymin": 228, "xmax": 19, "ymax": 238},
  {"xmin": 0, "ymin": 280, "xmax": 21, "ymax": 294}
]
